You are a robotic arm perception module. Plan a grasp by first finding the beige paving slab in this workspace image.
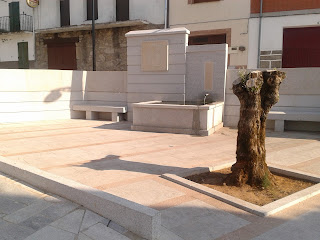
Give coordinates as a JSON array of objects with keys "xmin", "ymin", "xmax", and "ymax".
[{"xmin": 106, "ymin": 180, "xmax": 185, "ymax": 206}]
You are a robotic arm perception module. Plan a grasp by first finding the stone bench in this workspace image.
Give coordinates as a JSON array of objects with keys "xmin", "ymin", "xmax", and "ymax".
[
  {"xmin": 268, "ymin": 111, "xmax": 320, "ymax": 132},
  {"xmin": 73, "ymin": 104, "xmax": 127, "ymax": 122}
]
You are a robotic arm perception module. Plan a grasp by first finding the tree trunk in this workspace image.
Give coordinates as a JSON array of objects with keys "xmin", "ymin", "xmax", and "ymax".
[{"xmin": 227, "ymin": 70, "xmax": 286, "ymax": 188}]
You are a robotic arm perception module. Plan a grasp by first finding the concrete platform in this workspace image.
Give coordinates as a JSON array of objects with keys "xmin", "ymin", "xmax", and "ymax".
[{"xmin": 0, "ymin": 119, "xmax": 320, "ymax": 240}]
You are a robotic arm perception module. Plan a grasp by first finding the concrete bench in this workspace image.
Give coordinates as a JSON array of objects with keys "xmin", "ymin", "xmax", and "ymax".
[
  {"xmin": 73, "ymin": 104, "xmax": 127, "ymax": 122},
  {"xmin": 268, "ymin": 111, "xmax": 320, "ymax": 132}
]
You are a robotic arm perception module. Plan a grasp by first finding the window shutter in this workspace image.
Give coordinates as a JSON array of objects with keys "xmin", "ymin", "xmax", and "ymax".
[
  {"xmin": 9, "ymin": 2, "xmax": 20, "ymax": 32},
  {"xmin": 60, "ymin": 0, "xmax": 70, "ymax": 27},
  {"xmin": 116, "ymin": 0, "xmax": 129, "ymax": 21},
  {"xmin": 87, "ymin": 0, "xmax": 98, "ymax": 20},
  {"xmin": 18, "ymin": 42, "xmax": 29, "ymax": 69}
]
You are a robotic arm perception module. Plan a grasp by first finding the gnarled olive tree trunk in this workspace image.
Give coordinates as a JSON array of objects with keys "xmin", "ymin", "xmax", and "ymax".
[{"xmin": 227, "ymin": 70, "xmax": 286, "ymax": 188}]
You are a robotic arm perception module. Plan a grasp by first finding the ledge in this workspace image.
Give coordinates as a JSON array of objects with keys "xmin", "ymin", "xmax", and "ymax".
[
  {"xmin": 162, "ymin": 162, "xmax": 320, "ymax": 217},
  {"xmin": 126, "ymin": 27, "xmax": 190, "ymax": 38},
  {"xmin": 36, "ymin": 20, "xmax": 149, "ymax": 34}
]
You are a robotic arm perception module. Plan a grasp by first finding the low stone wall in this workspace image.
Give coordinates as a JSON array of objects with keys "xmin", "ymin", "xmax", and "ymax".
[
  {"xmin": 0, "ymin": 69, "xmax": 126, "ymax": 123},
  {"xmin": 224, "ymin": 68, "xmax": 320, "ymax": 131}
]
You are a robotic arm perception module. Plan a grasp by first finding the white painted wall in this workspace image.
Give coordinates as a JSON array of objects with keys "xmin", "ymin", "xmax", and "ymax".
[
  {"xmin": 248, "ymin": 14, "xmax": 320, "ymax": 69},
  {"xmin": 130, "ymin": 0, "xmax": 165, "ymax": 24},
  {"xmin": 0, "ymin": 0, "xmax": 35, "ymax": 62},
  {"xmin": 34, "ymin": 0, "xmax": 60, "ymax": 29},
  {"xmin": 0, "ymin": 33, "xmax": 35, "ymax": 61}
]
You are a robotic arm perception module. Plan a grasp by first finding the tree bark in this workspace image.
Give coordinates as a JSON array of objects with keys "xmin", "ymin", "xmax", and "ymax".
[{"xmin": 227, "ymin": 70, "xmax": 286, "ymax": 188}]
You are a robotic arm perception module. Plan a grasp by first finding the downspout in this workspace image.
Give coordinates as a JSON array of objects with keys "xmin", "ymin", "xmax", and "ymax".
[
  {"xmin": 164, "ymin": 0, "xmax": 169, "ymax": 28},
  {"xmin": 257, "ymin": 0, "xmax": 263, "ymax": 68}
]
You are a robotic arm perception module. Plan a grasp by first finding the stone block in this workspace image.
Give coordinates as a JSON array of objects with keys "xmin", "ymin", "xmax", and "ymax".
[
  {"xmin": 260, "ymin": 50, "xmax": 271, "ymax": 55},
  {"xmin": 260, "ymin": 61, "xmax": 270, "ymax": 68},
  {"xmin": 141, "ymin": 40, "xmax": 169, "ymax": 72},
  {"xmin": 271, "ymin": 60, "xmax": 282, "ymax": 68},
  {"xmin": 271, "ymin": 50, "xmax": 283, "ymax": 55},
  {"xmin": 260, "ymin": 55, "xmax": 282, "ymax": 60}
]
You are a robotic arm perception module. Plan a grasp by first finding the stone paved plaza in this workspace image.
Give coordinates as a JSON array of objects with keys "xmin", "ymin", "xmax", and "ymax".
[{"xmin": 0, "ymin": 119, "xmax": 320, "ymax": 239}]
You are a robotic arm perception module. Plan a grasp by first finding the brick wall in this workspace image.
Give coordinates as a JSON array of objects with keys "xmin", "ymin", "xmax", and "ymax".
[{"xmin": 251, "ymin": 0, "xmax": 320, "ymax": 14}]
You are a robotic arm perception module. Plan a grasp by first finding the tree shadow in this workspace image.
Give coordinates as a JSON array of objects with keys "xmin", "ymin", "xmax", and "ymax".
[{"xmin": 73, "ymin": 154, "xmax": 191, "ymax": 176}]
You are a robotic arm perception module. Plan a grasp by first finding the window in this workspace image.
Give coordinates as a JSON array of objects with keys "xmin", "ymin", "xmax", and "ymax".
[
  {"xmin": 116, "ymin": 0, "xmax": 129, "ymax": 21},
  {"xmin": 189, "ymin": 34, "xmax": 226, "ymax": 45},
  {"xmin": 87, "ymin": 0, "xmax": 98, "ymax": 20},
  {"xmin": 60, "ymin": 0, "xmax": 70, "ymax": 27}
]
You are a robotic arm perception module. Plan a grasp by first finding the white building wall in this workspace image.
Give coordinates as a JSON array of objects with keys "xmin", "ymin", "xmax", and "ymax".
[
  {"xmin": 130, "ymin": 0, "xmax": 165, "ymax": 24},
  {"xmin": 0, "ymin": 0, "xmax": 35, "ymax": 63},
  {"xmin": 0, "ymin": 33, "xmax": 35, "ymax": 61},
  {"xmin": 248, "ymin": 13, "xmax": 320, "ymax": 69},
  {"xmin": 34, "ymin": 0, "xmax": 60, "ymax": 29}
]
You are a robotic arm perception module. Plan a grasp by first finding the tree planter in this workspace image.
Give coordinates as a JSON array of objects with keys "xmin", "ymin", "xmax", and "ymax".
[{"xmin": 131, "ymin": 101, "xmax": 224, "ymax": 136}]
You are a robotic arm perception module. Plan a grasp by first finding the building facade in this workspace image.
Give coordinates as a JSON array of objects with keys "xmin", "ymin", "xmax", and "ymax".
[
  {"xmin": 169, "ymin": 0, "xmax": 251, "ymax": 69},
  {"xmin": 248, "ymin": 0, "xmax": 320, "ymax": 69},
  {"xmin": 34, "ymin": 0, "xmax": 165, "ymax": 71},
  {"xmin": 0, "ymin": 0, "xmax": 165, "ymax": 70},
  {"xmin": 0, "ymin": 0, "xmax": 34, "ymax": 69}
]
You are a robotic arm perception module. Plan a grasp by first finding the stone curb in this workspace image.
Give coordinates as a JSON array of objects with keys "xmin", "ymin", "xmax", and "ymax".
[
  {"xmin": 162, "ymin": 162, "xmax": 320, "ymax": 217},
  {"xmin": 0, "ymin": 156, "xmax": 160, "ymax": 240}
]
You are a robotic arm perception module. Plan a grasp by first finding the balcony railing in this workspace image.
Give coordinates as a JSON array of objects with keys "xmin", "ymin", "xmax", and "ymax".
[{"xmin": 0, "ymin": 14, "xmax": 33, "ymax": 33}]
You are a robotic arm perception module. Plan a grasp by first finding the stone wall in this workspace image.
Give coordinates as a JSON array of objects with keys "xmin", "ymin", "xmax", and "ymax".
[
  {"xmin": 259, "ymin": 50, "xmax": 282, "ymax": 69},
  {"xmin": 35, "ymin": 24, "xmax": 163, "ymax": 71},
  {"xmin": 0, "ymin": 61, "xmax": 35, "ymax": 69}
]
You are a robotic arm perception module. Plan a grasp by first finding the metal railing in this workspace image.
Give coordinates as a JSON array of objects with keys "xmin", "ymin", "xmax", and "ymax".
[{"xmin": 0, "ymin": 14, "xmax": 33, "ymax": 33}]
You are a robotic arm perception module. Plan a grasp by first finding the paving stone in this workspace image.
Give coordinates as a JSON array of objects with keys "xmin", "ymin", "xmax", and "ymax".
[
  {"xmin": 78, "ymin": 233, "xmax": 94, "ymax": 240},
  {"xmin": 161, "ymin": 200, "xmax": 249, "ymax": 240},
  {"xmin": 106, "ymin": 180, "xmax": 185, "ymax": 206},
  {"xmin": 0, "ymin": 196, "xmax": 27, "ymax": 215},
  {"xmin": 19, "ymin": 214, "xmax": 55, "ymax": 231},
  {"xmin": 38, "ymin": 201, "xmax": 79, "ymax": 221},
  {"xmin": 0, "ymin": 213, "xmax": 5, "ymax": 218},
  {"xmin": 0, "ymin": 218, "xmax": 35, "ymax": 240},
  {"xmin": 24, "ymin": 225, "xmax": 76, "ymax": 240},
  {"xmin": 50, "ymin": 209, "xmax": 85, "ymax": 234},
  {"xmin": 80, "ymin": 210, "xmax": 109, "ymax": 232},
  {"xmin": 3, "ymin": 199, "xmax": 52, "ymax": 224},
  {"xmin": 253, "ymin": 209, "xmax": 320, "ymax": 240},
  {"xmin": 108, "ymin": 220, "xmax": 128, "ymax": 235},
  {"xmin": 82, "ymin": 223, "xmax": 130, "ymax": 240}
]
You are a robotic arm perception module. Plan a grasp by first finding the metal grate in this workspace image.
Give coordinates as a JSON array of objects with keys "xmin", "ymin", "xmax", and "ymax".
[{"xmin": 0, "ymin": 14, "xmax": 33, "ymax": 33}]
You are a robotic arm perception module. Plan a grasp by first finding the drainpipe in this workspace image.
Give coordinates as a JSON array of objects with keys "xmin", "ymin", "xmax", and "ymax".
[
  {"xmin": 92, "ymin": 0, "xmax": 96, "ymax": 71},
  {"xmin": 164, "ymin": 0, "xmax": 169, "ymax": 28},
  {"xmin": 257, "ymin": 0, "xmax": 263, "ymax": 68}
]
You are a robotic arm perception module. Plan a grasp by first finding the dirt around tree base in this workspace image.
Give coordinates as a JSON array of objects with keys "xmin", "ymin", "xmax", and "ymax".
[{"xmin": 186, "ymin": 168, "xmax": 315, "ymax": 206}]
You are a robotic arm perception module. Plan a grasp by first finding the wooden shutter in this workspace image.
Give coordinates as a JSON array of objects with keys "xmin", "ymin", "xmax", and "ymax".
[
  {"xmin": 9, "ymin": 2, "xmax": 20, "ymax": 32},
  {"xmin": 60, "ymin": 0, "xmax": 70, "ymax": 27},
  {"xmin": 116, "ymin": 0, "xmax": 129, "ymax": 21},
  {"xmin": 282, "ymin": 27, "xmax": 320, "ymax": 68},
  {"xmin": 87, "ymin": 0, "xmax": 98, "ymax": 20},
  {"xmin": 18, "ymin": 42, "xmax": 29, "ymax": 69}
]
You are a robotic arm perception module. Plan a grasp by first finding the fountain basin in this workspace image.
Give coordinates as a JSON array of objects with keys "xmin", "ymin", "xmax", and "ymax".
[{"xmin": 131, "ymin": 101, "xmax": 224, "ymax": 136}]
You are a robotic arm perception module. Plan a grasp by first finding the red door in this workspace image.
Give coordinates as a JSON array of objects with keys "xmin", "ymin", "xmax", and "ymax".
[
  {"xmin": 282, "ymin": 27, "xmax": 320, "ymax": 68},
  {"xmin": 47, "ymin": 42, "xmax": 77, "ymax": 70}
]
